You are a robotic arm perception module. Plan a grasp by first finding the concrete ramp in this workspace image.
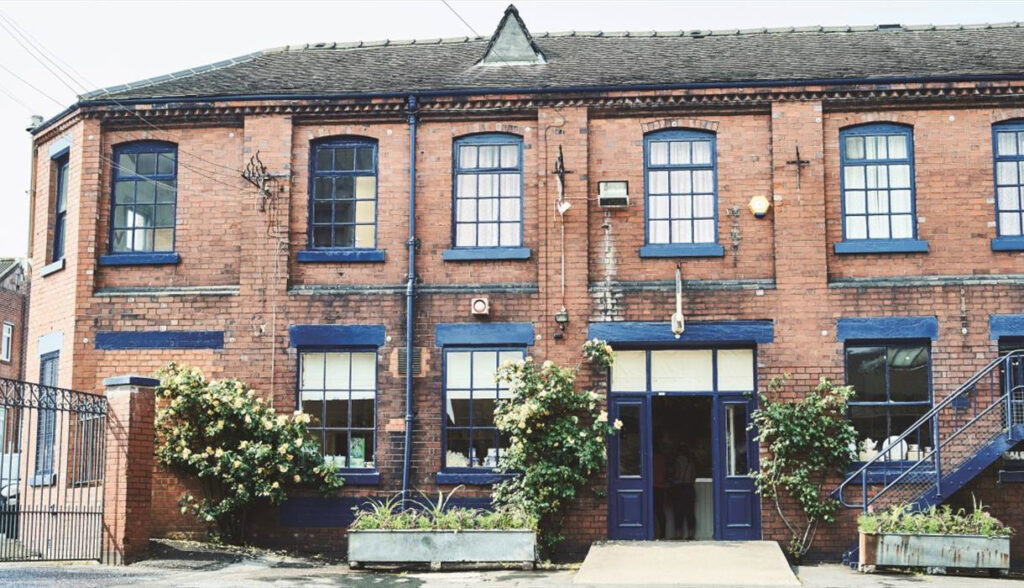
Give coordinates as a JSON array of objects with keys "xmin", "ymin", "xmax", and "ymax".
[{"xmin": 573, "ymin": 541, "xmax": 800, "ymax": 587}]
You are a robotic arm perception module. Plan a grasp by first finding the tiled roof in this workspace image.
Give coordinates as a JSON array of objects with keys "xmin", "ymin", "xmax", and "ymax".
[
  {"xmin": 81, "ymin": 20, "xmax": 1024, "ymax": 101},
  {"xmin": 0, "ymin": 258, "xmax": 21, "ymax": 282}
]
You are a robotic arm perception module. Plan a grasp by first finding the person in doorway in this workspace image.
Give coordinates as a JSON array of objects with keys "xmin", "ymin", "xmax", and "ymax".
[
  {"xmin": 670, "ymin": 442, "xmax": 697, "ymax": 540},
  {"xmin": 653, "ymin": 433, "xmax": 672, "ymax": 538}
]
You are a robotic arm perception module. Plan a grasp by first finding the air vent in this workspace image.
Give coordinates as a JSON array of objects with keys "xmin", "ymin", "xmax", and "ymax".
[{"xmin": 398, "ymin": 347, "xmax": 423, "ymax": 376}]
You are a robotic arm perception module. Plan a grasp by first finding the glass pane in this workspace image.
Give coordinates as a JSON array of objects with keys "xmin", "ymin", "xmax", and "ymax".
[
  {"xmin": 349, "ymin": 430, "xmax": 374, "ymax": 468},
  {"xmin": 648, "ymin": 171, "xmax": 669, "ymax": 194},
  {"xmin": 845, "ymin": 136, "xmax": 865, "ymax": 160},
  {"xmin": 473, "ymin": 396, "xmax": 497, "ymax": 429},
  {"xmin": 891, "ymin": 405, "xmax": 931, "ymax": 452},
  {"xmin": 670, "ymin": 194, "xmax": 692, "ymax": 219},
  {"xmin": 649, "ymin": 142, "xmax": 668, "ymax": 166},
  {"xmin": 447, "ymin": 389, "xmax": 471, "ymax": 426},
  {"xmin": 726, "ymin": 404, "xmax": 748, "ymax": 476},
  {"xmin": 351, "ymin": 352, "xmax": 376, "ymax": 389},
  {"xmin": 355, "ymin": 176, "xmax": 376, "ymax": 199},
  {"xmin": 867, "ymin": 191, "xmax": 888, "ymax": 214},
  {"xmin": 867, "ymin": 215, "xmax": 890, "ymax": 239},
  {"xmin": 157, "ymin": 152, "xmax": 175, "ymax": 175},
  {"xmin": 114, "ymin": 181, "xmax": 134, "ymax": 204},
  {"xmin": 850, "ymin": 405, "xmax": 887, "ymax": 447},
  {"xmin": 323, "ymin": 429, "xmax": 347, "ymax": 466},
  {"xmin": 317, "ymin": 148, "xmax": 333, "ymax": 171},
  {"xmin": 670, "ymin": 170, "xmax": 691, "ymax": 194},
  {"xmin": 649, "ymin": 220, "xmax": 669, "ymax": 243},
  {"xmin": 649, "ymin": 195, "xmax": 669, "ymax": 219},
  {"xmin": 890, "ymin": 190, "xmax": 912, "ymax": 214},
  {"xmin": 156, "ymin": 182, "xmax": 175, "ymax": 203},
  {"xmin": 301, "ymin": 399, "xmax": 323, "ymax": 427},
  {"xmin": 355, "ymin": 225, "xmax": 375, "ymax": 248},
  {"xmin": 324, "ymin": 352, "xmax": 350, "ymax": 389},
  {"xmin": 132, "ymin": 228, "xmax": 151, "ymax": 251},
  {"xmin": 136, "ymin": 181, "xmax": 156, "ymax": 204},
  {"xmin": 866, "ymin": 165, "xmax": 888, "ymax": 189},
  {"xmin": 889, "ymin": 345, "xmax": 929, "ymax": 402},
  {"xmin": 155, "ymin": 205, "xmax": 175, "ymax": 226},
  {"xmin": 500, "ymin": 173, "xmax": 521, "ymax": 197},
  {"xmin": 845, "ymin": 191, "xmax": 866, "ymax": 214},
  {"xmin": 478, "ymin": 198, "xmax": 497, "ymax": 221},
  {"xmin": 312, "ymin": 226, "xmax": 332, "ymax": 247},
  {"xmin": 154, "ymin": 229, "xmax": 174, "ymax": 251},
  {"xmin": 889, "ymin": 165, "xmax": 911, "ymax": 189},
  {"xmin": 355, "ymin": 147, "xmax": 374, "ymax": 171},
  {"xmin": 844, "ymin": 167, "xmax": 865, "ymax": 190},
  {"xmin": 324, "ymin": 395, "xmax": 348, "ymax": 428},
  {"xmin": 137, "ymin": 153, "xmax": 157, "ymax": 175},
  {"xmin": 499, "ymin": 197, "xmax": 520, "ymax": 221},
  {"xmin": 335, "ymin": 225, "xmax": 355, "ymax": 248},
  {"xmin": 651, "ymin": 349, "xmax": 713, "ymax": 392},
  {"xmin": 313, "ymin": 177, "xmax": 332, "ymax": 199},
  {"xmin": 478, "ymin": 223, "xmax": 498, "ymax": 246},
  {"xmin": 456, "ymin": 199, "xmax": 476, "ymax": 222},
  {"xmin": 717, "ymin": 349, "xmax": 754, "ymax": 391},
  {"xmin": 478, "ymin": 146, "xmax": 498, "ymax": 168},
  {"xmin": 887, "ymin": 134, "xmax": 908, "ymax": 159},
  {"xmin": 455, "ymin": 224, "xmax": 475, "ymax": 247},
  {"xmin": 499, "ymin": 223, "xmax": 520, "ymax": 246},
  {"xmin": 846, "ymin": 216, "xmax": 867, "ymax": 239},
  {"xmin": 472, "ymin": 351, "xmax": 497, "ymax": 388},
  {"xmin": 846, "ymin": 346, "xmax": 886, "ymax": 402},
  {"xmin": 355, "ymin": 200, "xmax": 374, "ymax": 223},
  {"xmin": 351, "ymin": 392, "xmax": 374, "ymax": 428},
  {"xmin": 459, "ymin": 146, "xmax": 477, "ymax": 169},
  {"xmin": 117, "ymin": 153, "xmax": 136, "ymax": 175},
  {"xmin": 891, "ymin": 214, "xmax": 913, "ymax": 239},
  {"xmin": 997, "ymin": 187, "xmax": 1020, "ymax": 212},
  {"xmin": 693, "ymin": 170, "xmax": 713, "ymax": 193},
  {"xmin": 472, "ymin": 430, "xmax": 499, "ymax": 468},
  {"xmin": 446, "ymin": 429, "xmax": 472, "ymax": 467},
  {"xmin": 500, "ymin": 145, "xmax": 519, "ymax": 168},
  {"xmin": 335, "ymin": 176, "xmax": 354, "ymax": 199},
  {"xmin": 335, "ymin": 148, "xmax": 355, "ymax": 171},
  {"xmin": 671, "ymin": 220, "xmax": 691, "ymax": 243},
  {"xmin": 998, "ymin": 132, "xmax": 1018, "ymax": 157},
  {"xmin": 694, "ymin": 219, "xmax": 715, "ymax": 243},
  {"xmin": 478, "ymin": 174, "xmax": 498, "ymax": 197},
  {"xmin": 669, "ymin": 141, "xmax": 690, "ymax": 165},
  {"xmin": 997, "ymin": 161, "xmax": 1018, "ymax": 185},
  {"xmin": 693, "ymin": 194, "xmax": 714, "ymax": 218},
  {"xmin": 446, "ymin": 352, "xmax": 472, "ymax": 388},
  {"xmin": 617, "ymin": 403, "xmax": 642, "ymax": 476},
  {"xmin": 611, "ymin": 350, "xmax": 646, "ymax": 392},
  {"xmin": 692, "ymin": 140, "xmax": 712, "ymax": 165},
  {"xmin": 1001, "ymin": 212, "xmax": 1022, "ymax": 236},
  {"xmin": 456, "ymin": 174, "xmax": 476, "ymax": 198}
]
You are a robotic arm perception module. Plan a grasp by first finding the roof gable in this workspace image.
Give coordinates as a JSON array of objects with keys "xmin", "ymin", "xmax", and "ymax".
[{"xmin": 479, "ymin": 4, "xmax": 545, "ymax": 65}]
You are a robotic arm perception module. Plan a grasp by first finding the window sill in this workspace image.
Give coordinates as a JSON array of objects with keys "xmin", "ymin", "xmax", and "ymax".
[
  {"xmin": 338, "ymin": 471, "xmax": 380, "ymax": 485},
  {"xmin": 442, "ymin": 247, "xmax": 532, "ymax": 261},
  {"xmin": 992, "ymin": 237, "xmax": 1024, "ymax": 252},
  {"xmin": 28, "ymin": 473, "xmax": 56, "ymax": 487},
  {"xmin": 39, "ymin": 258, "xmax": 65, "ymax": 277},
  {"xmin": 297, "ymin": 249, "xmax": 386, "ymax": 263},
  {"xmin": 999, "ymin": 469, "xmax": 1024, "ymax": 483},
  {"xmin": 98, "ymin": 252, "xmax": 180, "ymax": 266},
  {"xmin": 436, "ymin": 471, "xmax": 514, "ymax": 485},
  {"xmin": 639, "ymin": 243, "xmax": 725, "ymax": 258},
  {"xmin": 833, "ymin": 240, "xmax": 929, "ymax": 255}
]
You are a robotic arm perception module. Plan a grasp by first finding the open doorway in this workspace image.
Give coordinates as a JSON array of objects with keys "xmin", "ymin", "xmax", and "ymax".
[{"xmin": 652, "ymin": 396, "xmax": 713, "ymax": 540}]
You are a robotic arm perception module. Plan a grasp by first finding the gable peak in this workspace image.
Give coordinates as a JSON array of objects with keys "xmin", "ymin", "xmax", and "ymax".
[{"xmin": 479, "ymin": 4, "xmax": 546, "ymax": 66}]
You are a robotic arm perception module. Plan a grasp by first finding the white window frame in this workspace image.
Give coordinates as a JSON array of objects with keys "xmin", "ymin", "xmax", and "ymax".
[{"xmin": 1, "ymin": 323, "xmax": 12, "ymax": 362}]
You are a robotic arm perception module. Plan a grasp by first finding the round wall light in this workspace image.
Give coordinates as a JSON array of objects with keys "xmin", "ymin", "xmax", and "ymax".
[{"xmin": 748, "ymin": 195, "xmax": 771, "ymax": 218}]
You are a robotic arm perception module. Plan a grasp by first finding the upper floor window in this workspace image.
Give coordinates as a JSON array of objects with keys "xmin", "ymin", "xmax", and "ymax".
[
  {"xmin": 453, "ymin": 134, "xmax": 523, "ymax": 248},
  {"xmin": 52, "ymin": 155, "xmax": 69, "ymax": 262},
  {"xmin": 1, "ymin": 322, "xmax": 11, "ymax": 362},
  {"xmin": 309, "ymin": 139, "xmax": 377, "ymax": 249},
  {"xmin": 299, "ymin": 349, "xmax": 376, "ymax": 471},
  {"xmin": 644, "ymin": 130, "xmax": 717, "ymax": 247},
  {"xmin": 110, "ymin": 142, "xmax": 177, "ymax": 254},
  {"xmin": 994, "ymin": 122, "xmax": 1024, "ymax": 244},
  {"xmin": 839, "ymin": 124, "xmax": 917, "ymax": 243}
]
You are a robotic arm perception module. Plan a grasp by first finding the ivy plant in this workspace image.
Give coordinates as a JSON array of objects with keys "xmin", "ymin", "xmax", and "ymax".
[
  {"xmin": 493, "ymin": 340, "xmax": 620, "ymax": 556},
  {"xmin": 750, "ymin": 375, "xmax": 858, "ymax": 560},
  {"xmin": 154, "ymin": 363, "xmax": 343, "ymax": 543}
]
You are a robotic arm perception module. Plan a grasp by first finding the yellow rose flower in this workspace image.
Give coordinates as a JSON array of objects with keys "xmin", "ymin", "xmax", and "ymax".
[{"xmin": 293, "ymin": 475, "xmax": 301, "ymax": 483}]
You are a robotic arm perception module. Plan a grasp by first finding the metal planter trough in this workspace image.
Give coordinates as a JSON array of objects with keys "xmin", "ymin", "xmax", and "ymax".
[
  {"xmin": 859, "ymin": 532, "xmax": 1010, "ymax": 573},
  {"xmin": 348, "ymin": 530, "xmax": 536, "ymax": 570}
]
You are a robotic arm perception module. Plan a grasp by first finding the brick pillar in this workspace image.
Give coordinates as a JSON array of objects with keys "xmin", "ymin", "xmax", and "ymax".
[{"xmin": 102, "ymin": 375, "xmax": 157, "ymax": 564}]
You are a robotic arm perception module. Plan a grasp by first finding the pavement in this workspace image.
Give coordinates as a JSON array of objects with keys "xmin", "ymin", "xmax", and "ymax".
[{"xmin": 2, "ymin": 540, "xmax": 1024, "ymax": 587}]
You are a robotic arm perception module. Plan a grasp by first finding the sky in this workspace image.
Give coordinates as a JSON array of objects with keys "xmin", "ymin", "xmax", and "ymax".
[{"xmin": 1, "ymin": 0, "xmax": 1023, "ymax": 259}]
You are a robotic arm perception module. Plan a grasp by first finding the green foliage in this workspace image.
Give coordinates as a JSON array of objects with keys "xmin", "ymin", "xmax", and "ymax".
[
  {"xmin": 582, "ymin": 338, "xmax": 615, "ymax": 369},
  {"xmin": 349, "ymin": 488, "xmax": 536, "ymax": 532},
  {"xmin": 859, "ymin": 500, "xmax": 1014, "ymax": 538},
  {"xmin": 492, "ymin": 343, "xmax": 619, "ymax": 556},
  {"xmin": 154, "ymin": 363, "xmax": 343, "ymax": 542},
  {"xmin": 751, "ymin": 375, "xmax": 858, "ymax": 559}
]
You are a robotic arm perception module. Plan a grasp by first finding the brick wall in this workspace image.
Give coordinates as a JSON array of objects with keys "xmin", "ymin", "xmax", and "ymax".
[
  {"xmin": 24, "ymin": 87, "xmax": 1024, "ymax": 561},
  {"xmin": 0, "ymin": 264, "xmax": 27, "ymax": 380}
]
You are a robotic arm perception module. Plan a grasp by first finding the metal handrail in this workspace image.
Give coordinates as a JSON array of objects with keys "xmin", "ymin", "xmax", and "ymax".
[{"xmin": 835, "ymin": 350, "xmax": 1024, "ymax": 510}]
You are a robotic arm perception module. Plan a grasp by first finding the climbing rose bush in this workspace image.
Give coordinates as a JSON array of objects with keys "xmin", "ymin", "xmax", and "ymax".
[
  {"xmin": 493, "ymin": 342, "xmax": 621, "ymax": 556},
  {"xmin": 154, "ymin": 363, "xmax": 343, "ymax": 543}
]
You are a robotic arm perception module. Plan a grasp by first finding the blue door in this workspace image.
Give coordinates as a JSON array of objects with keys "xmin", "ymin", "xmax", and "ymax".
[
  {"xmin": 714, "ymin": 394, "xmax": 761, "ymax": 540},
  {"xmin": 608, "ymin": 396, "xmax": 651, "ymax": 539}
]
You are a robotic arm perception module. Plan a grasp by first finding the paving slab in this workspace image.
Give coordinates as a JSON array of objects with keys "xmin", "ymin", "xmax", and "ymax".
[{"xmin": 572, "ymin": 541, "xmax": 800, "ymax": 587}]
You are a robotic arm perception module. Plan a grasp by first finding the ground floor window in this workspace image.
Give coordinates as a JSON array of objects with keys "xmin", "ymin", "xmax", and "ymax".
[
  {"xmin": 845, "ymin": 343, "xmax": 931, "ymax": 460},
  {"xmin": 298, "ymin": 349, "xmax": 376, "ymax": 470},
  {"xmin": 443, "ymin": 348, "xmax": 524, "ymax": 470}
]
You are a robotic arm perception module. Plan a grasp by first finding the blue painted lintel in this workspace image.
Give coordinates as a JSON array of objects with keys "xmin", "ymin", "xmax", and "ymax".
[
  {"xmin": 98, "ymin": 252, "xmax": 180, "ymax": 266},
  {"xmin": 442, "ymin": 247, "xmax": 532, "ymax": 261},
  {"xmin": 288, "ymin": 324, "xmax": 386, "ymax": 348},
  {"xmin": 297, "ymin": 249, "xmax": 386, "ymax": 263},
  {"xmin": 587, "ymin": 320, "xmax": 774, "ymax": 345},
  {"xmin": 834, "ymin": 239, "xmax": 929, "ymax": 254},
  {"xmin": 639, "ymin": 243, "xmax": 725, "ymax": 258},
  {"xmin": 992, "ymin": 237, "xmax": 1024, "ymax": 252},
  {"xmin": 48, "ymin": 135, "xmax": 71, "ymax": 159},
  {"xmin": 95, "ymin": 331, "xmax": 224, "ymax": 350},
  {"xmin": 103, "ymin": 375, "xmax": 161, "ymax": 388},
  {"xmin": 836, "ymin": 316, "xmax": 939, "ymax": 341},
  {"xmin": 991, "ymin": 315, "xmax": 1024, "ymax": 340},
  {"xmin": 338, "ymin": 472, "xmax": 380, "ymax": 485},
  {"xmin": 434, "ymin": 322, "xmax": 535, "ymax": 347}
]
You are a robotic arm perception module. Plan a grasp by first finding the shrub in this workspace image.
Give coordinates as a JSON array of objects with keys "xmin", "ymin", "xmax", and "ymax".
[
  {"xmin": 492, "ymin": 341, "xmax": 620, "ymax": 556},
  {"xmin": 750, "ymin": 375, "xmax": 858, "ymax": 560},
  {"xmin": 859, "ymin": 501, "xmax": 1014, "ymax": 538},
  {"xmin": 154, "ymin": 363, "xmax": 343, "ymax": 543}
]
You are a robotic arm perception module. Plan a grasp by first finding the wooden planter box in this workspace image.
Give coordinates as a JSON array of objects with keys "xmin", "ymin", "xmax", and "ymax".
[
  {"xmin": 348, "ymin": 529, "xmax": 536, "ymax": 569},
  {"xmin": 860, "ymin": 532, "xmax": 1010, "ymax": 572}
]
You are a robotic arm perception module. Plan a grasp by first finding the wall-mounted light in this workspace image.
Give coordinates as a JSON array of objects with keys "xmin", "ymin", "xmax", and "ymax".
[
  {"xmin": 471, "ymin": 297, "xmax": 490, "ymax": 316},
  {"xmin": 554, "ymin": 307, "xmax": 569, "ymax": 331},
  {"xmin": 748, "ymin": 195, "xmax": 771, "ymax": 218},
  {"xmin": 598, "ymin": 181, "xmax": 629, "ymax": 208}
]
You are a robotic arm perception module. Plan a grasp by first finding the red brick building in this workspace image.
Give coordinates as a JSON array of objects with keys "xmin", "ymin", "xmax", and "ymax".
[
  {"xmin": 23, "ymin": 6, "xmax": 1024, "ymax": 561},
  {"xmin": 0, "ymin": 259, "xmax": 27, "ymax": 381}
]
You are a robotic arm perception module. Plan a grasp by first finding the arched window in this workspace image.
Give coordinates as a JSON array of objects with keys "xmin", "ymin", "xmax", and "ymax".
[
  {"xmin": 452, "ymin": 133, "xmax": 523, "ymax": 249},
  {"xmin": 308, "ymin": 138, "xmax": 378, "ymax": 250},
  {"xmin": 837, "ymin": 123, "xmax": 927, "ymax": 253},
  {"xmin": 110, "ymin": 141, "xmax": 177, "ymax": 254},
  {"xmin": 993, "ymin": 121, "xmax": 1024, "ymax": 250},
  {"xmin": 641, "ymin": 129, "xmax": 723, "ymax": 257}
]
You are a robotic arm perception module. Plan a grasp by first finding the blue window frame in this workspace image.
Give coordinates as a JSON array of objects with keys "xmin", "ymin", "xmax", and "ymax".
[
  {"xmin": 52, "ymin": 154, "xmax": 69, "ymax": 262},
  {"xmin": 442, "ymin": 347, "xmax": 525, "ymax": 471},
  {"xmin": 992, "ymin": 121, "xmax": 1024, "ymax": 250},
  {"xmin": 298, "ymin": 349, "xmax": 377, "ymax": 472},
  {"xmin": 845, "ymin": 342, "xmax": 932, "ymax": 461},
  {"xmin": 109, "ymin": 141, "xmax": 177, "ymax": 254},
  {"xmin": 641, "ymin": 130, "xmax": 723, "ymax": 258},
  {"xmin": 837, "ymin": 124, "xmax": 928, "ymax": 254},
  {"xmin": 308, "ymin": 138, "xmax": 378, "ymax": 250},
  {"xmin": 34, "ymin": 351, "xmax": 59, "ymax": 482},
  {"xmin": 452, "ymin": 134, "xmax": 523, "ymax": 249}
]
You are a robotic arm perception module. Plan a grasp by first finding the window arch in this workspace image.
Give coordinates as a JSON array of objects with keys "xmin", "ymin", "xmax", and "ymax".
[
  {"xmin": 993, "ymin": 120, "xmax": 1024, "ymax": 248},
  {"xmin": 308, "ymin": 137, "xmax": 378, "ymax": 250},
  {"xmin": 641, "ymin": 129, "xmax": 722, "ymax": 257},
  {"xmin": 452, "ymin": 133, "xmax": 523, "ymax": 248},
  {"xmin": 839, "ymin": 123, "xmax": 918, "ymax": 243},
  {"xmin": 110, "ymin": 141, "xmax": 177, "ymax": 254}
]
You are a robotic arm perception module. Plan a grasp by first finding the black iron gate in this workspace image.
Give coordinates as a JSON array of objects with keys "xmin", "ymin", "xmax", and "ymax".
[{"xmin": 0, "ymin": 377, "xmax": 107, "ymax": 561}]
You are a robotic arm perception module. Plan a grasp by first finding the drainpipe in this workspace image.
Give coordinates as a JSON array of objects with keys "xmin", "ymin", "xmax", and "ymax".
[{"xmin": 401, "ymin": 95, "xmax": 418, "ymax": 509}]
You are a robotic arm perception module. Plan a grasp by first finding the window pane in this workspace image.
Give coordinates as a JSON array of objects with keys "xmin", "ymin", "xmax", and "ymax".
[
  {"xmin": 649, "ymin": 142, "xmax": 668, "ymax": 165},
  {"xmin": 446, "ymin": 429, "xmax": 472, "ymax": 467},
  {"xmin": 355, "ymin": 176, "xmax": 376, "ymax": 199},
  {"xmin": 457, "ymin": 174, "xmax": 477, "ymax": 198},
  {"xmin": 351, "ymin": 352, "xmax": 376, "ymax": 389},
  {"xmin": 867, "ymin": 191, "xmax": 888, "ymax": 214},
  {"xmin": 478, "ymin": 198, "xmax": 497, "ymax": 221},
  {"xmin": 473, "ymin": 397, "xmax": 497, "ymax": 429},
  {"xmin": 649, "ymin": 220, "xmax": 669, "ymax": 243},
  {"xmin": 447, "ymin": 352, "xmax": 472, "ymax": 388},
  {"xmin": 998, "ymin": 161, "xmax": 1018, "ymax": 185},
  {"xmin": 498, "ymin": 351, "xmax": 524, "ymax": 392},
  {"xmin": 671, "ymin": 220, "xmax": 692, "ymax": 243},
  {"xmin": 473, "ymin": 430, "xmax": 499, "ymax": 468},
  {"xmin": 459, "ymin": 146, "xmax": 477, "ymax": 169},
  {"xmin": 891, "ymin": 214, "xmax": 913, "ymax": 239},
  {"xmin": 648, "ymin": 170, "xmax": 668, "ymax": 194},
  {"xmin": 499, "ymin": 197, "xmax": 520, "ymax": 221},
  {"xmin": 889, "ymin": 345, "xmax": 929, "ymax": 402},
  {"xmin": 137, "ymin": 153, "xmax": 157, "ymax": 175},
  {"xmin": 455, "ymin": 224, "xmax": 476, "ymax": 246},
  {"xmin": 891, "ymin": 405, "xmax": 931, "ymax": 450},
  {"xmin": 889, "ymin": 165, "xmax": 911, "ymax": 189},
  {"xmin": 478, "ymin": 146, "xmax": 498, "ymax": 168},
  {"xmin": 692, "ymin": 170, "xmax": 713, "ymax": 193},
  {"xmin": 136, "ymin": 181, "xmax": 155, "ymax": 203},
  {"xmin": 157, "ymin": 152, "xmax": 175, "ymax": 175},
  {"xmin": 694, "ymin": 219, "xmax": 715, "ymax": 243},
  {"xmin": 726, "ymin": 404, "xmax": 748, "ymax": 476},
  {"xmin": 651, "ymin": 349, "xmax": 712, "ymax": 392},
  {"xmin": 355, "ymin": 200, "xmax": 374, "ymax": 223},
  {"xmin": 611, "ymin": 350, "xmax": 647, "ymax": 392},
  {"xmin": 693, "ymin": 194, "xmax": 714, "ymax": 218},
  {"xmin": 456, "ymin": 199, "xmax": 476, "ymax": 222},
  {"xmin": 866, "ymin": 165, "xmax": 888, "ymax": 189},
  {"xmin": 118, "ymin": 153, "xmax": 136, "ymax": 175},
  {"xmin": 845, "ymin": 191, "xmax": 866, "ymax": 214},
  {"xmin": 1001, "ymin": 212, "xmax": 1023, "ymax": 236},
  {"xmin": 355, "ymin": 225, "xmax": 374, "ymax": 248},
  {"xmin": 500, "ymin": 145, "xmax": 518, "ymax": 168},
  {"xmin": 844, "ymin": 167, "xmax": 865, "ymax": 190},
  {"xmin": 351, "ymin": 393, "xmax": 374, "ymax": 428},
  {"xmin": 472, "ymin": 352, "xmax": 497, "ymax": 388},
  {"xmin": 324, "ymin": 352, "xmax": 350, "ymax": 389},
  {"xmin": 669, "ymin": 141, "xmax": 690, "ymax": 165},
  {"xmin": 617, "ymin": 404, "xmax": 642, "ymax": 476},
  {"xmin": 478, "ymin": 223, "xmax": 498, "ymax": 246},
  {"xmin": 850, "ymin": 405, "xmax": 886, "ymax": 445},
  {"xmin": 335, "ymin": 148, "xmax": 355, "ymax": 171},
  {"xmin": 717, "ymin": 349, "xmax": 754, "ymax": 391},
  {"xmin": 447, "ymin": 389, "xmax": 471, "ymax": 426},
  {"xmin": 499, "ymin": 223, "xmax": 520, "ymax": 246},
  {"xmin": 301, "ymin": 352, "xmax": 325, "ymax": 389},
  {"xmin": 155, "ymin": 205, "xmax": 175, "ymax": 226},
  {"xmin": 998, "ymin": 132, "xmax": 1018, "ymax": 156},
  {"xmin": 154, "ymin": 229, "xmax": 174, "ymax": 251},
  {"xmin": 887, "ymin": 135, "xmax": 908, "ymax": 159},
  {"xmin": 649, "ymin": 195, "xmax": 669, "ymax": 219},
  {"xmin": 846, "ymin": 216, "xmax": 867, "ymax": 239},
  {"xmin": 867, "ymin": 214, "xmax": 890, "ymax": 239},
  {"xmin": 317, "ymin": 148, "xmax": 333, "ymax": 171},
  {"xmin": 692, "ymin": 140, "xmax": 712, "ymax": 165},
  {"xmin": 845, "ymin": 136, "xmax": 865, "ymax": 160},
  {"xmin": 997, "ymin": 187, "xmax": 1020, "ymax": 212},
  {"xmin": 500, "ymin": 173, "xmax": 520, "ymax": 197},
  {"xmin": 156, "ymin": 182, "xmax": 175, "ymax": 203},
  {"xmin": 670, "ymin": 170, "xmax": 691, "ymax": 194},
  {"xmin": 846, "ymin": 346, "xmax": 887, "ymax": 402},
  {"xmin": 312, "ymin": 226, "xmax": 332, "ymax": 247},
  {"xmin": 324, "ymin": 394, "xmax": 348, "ymax": 428},
  {"xmin": 355, "ymin": 147, "xmax": 374, "ymax": 171},
  {"xmin": 349, "ymin": 430, "xmax": 374, "ymax": 468},
  {"xmin": 335, "ymin": 176, "xmax": 354, "ymax": 199},
  {"xmin": 114, "ymin": 181, "xmax": 134, "ymax": 204},
  {"xmin": 670, "ymin": 194, "xmax": 692, "ymax": 219},
  {"xmin": 890, "ymin": 190, "xmax": 912, "ymax": 214},
  {"xmin": 478, "ymin": 174, "xmax": 498, "ymax": 197}
]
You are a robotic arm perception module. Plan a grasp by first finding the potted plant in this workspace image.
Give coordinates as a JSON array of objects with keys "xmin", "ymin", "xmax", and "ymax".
[
  {"xmin": 858, "ymin": 501, "xmax": 1013, "ymax": 574},
  {"xmin": 347, "ymin": 489, "xmax": 537, "ymax": 570}
]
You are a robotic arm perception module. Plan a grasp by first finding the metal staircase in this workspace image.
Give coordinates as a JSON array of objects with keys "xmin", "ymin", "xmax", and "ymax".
[{"xmin": 834, "ymin": 350, "xmax": 1024, "ymax": 567}]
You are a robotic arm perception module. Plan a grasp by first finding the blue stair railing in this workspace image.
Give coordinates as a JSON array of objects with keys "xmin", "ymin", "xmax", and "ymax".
[{"xmin": 835, "ymin": 350, "xmax": 1024, "ymax": 566}]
